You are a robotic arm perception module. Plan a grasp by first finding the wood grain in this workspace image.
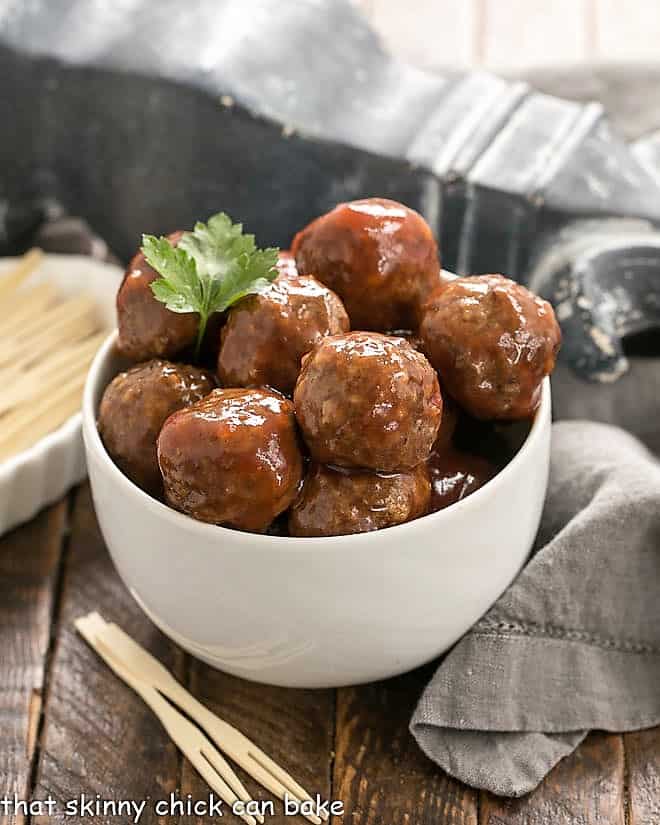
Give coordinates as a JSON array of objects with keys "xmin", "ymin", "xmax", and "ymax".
[
  {"xmin": 0, "ymin": 502, "xmax": 67, "ymax": 825},
  {"xmin": 333, "ymin": 665, "xmax": 478, "ymax": 825},
  {"xmin": 2, "ymin": 483, "xmax": 658, "ymax": 824},
  {"xmin": 179, "ymin": 661, "xmax": 335, "ymax": 824},
  {"xmin": 479, "ymin": 732, "xmax": 625, "ymax": 825},
  {"xmin": 625, "ymin": 727, "xmax": 660, "ymax": 825},
  {"xmin": 30, "ymin": 486, "xmax": 185, "ymax": 824}
]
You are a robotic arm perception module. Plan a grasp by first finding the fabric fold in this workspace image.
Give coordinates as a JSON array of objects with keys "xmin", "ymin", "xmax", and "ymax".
[{"xmin": 411, "ymin": 421, "xmax": 660, "ymax": 796}]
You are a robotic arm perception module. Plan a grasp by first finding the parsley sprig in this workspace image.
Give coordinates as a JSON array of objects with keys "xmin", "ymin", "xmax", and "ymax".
[{"xmin": 142, "ymin": 213, "xmax": 279, "ymax": 359}]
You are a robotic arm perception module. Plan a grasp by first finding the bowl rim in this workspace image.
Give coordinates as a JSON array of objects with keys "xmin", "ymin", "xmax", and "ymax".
[{"xmin": 83, "ymin": 330, "xmax": 551, "ymax": 548}]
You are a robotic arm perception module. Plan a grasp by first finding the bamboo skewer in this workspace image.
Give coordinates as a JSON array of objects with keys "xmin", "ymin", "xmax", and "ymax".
[
  {"xmin": 0, "ymin": 329, "xmax": 105, "ymax": 383},
  {"xmin": 0, "ymin": 282, "xmax": 58, "ymax": 337},
  {"xmin": 76, "ymin": 613, "xmax": 328, "ymax": 825},
  {"xmin": 0, "ymin": 294, "xmax": 99, "ymax": 366},
  {"xmin": 0, "ymin": 389, "xmax": 85, "ymax": 461},
  {"xmin": 0, "ymin": 250, "xmax": 109, "ymax": 463},
  {"xmin": 76, "ymin": 615, "xmax": 261, "ymax": 825},
  {"xmin": 0, "ymin": 248, "xmax": 43, "ymax": 303},
  {"xmin": 0, "ymin": 333, "xmax": 105, "ymax": 415},
  {"xmin": 0, "ymin": 371, "xmax": 87, "ymax": 454}
]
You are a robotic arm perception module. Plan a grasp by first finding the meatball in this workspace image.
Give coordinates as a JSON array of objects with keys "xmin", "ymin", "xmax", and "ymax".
[
  {"xmin": 217, "ymin": 273, "xmax": 349, "ymax": 395},
  {"xmin": 419, "ymin": 274, "xmax": 561, "ymax": 420},
  {"xmin": 289, "ymin": 463, "xmax": 431, "ymax": 537},
  {"xmin": 433, "ymin": 392, "xmax": 458, "ymax": 452},
  {"xmin": 98, "ymin": 360, "xmax": 215, "ymax": 494},
  {"xmin": 428, "ymin": 448, "xmax": 495, "ymax": 512},
  {"xmin": 388, "ymin": 329, "xmax": 423, "ymax": 350},
  {"xmin": 294, "ymin": 332, "xmax": 442, "ymax": 472},
  {"xmin": 276, "ymin": 249, "xmax": 298, "ymax": 278},
  {"xmin": 291, "ymin": 198, "xmax": 440, "ymax": 331},
  {"xmin": 117, "ymin": 231, "xmax": 199, "ymax": 361},
  {"xmin": 157, "ymin": 388, "xmax": 303, "ymax": 531},
  {"xmin": 437, "ymin": 269, "xmax": 459, "ymax": 292}
]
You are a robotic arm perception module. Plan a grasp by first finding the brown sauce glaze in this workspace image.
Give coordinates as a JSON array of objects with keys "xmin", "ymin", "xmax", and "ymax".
[
  {"xmin": 427, "ymin": 448, "xmax": 496, "ymax": 513},
  {"xmin": 157, "ymin": 388, "xmax": 303, "ymax": 532},
  {"xmin": 419, "ymin": 274, "xmax": 561, "ymax": 420},
  {"xmin": 217, "ymin": 273, "xmax": 349, "ymax": 395},
  {"xmin": 117, "ymin": 231, "xmax": 199, "ymax": 361},
  {"xmin": 98, "ymin": 359, "xmax": 216, "ymax": 495},
  {"xmin": 289, "ymin": 462, "xmax": 431, "ymax": 537},
  {"xmin": 294, "ymin": 332, "xmax": 442, "ymax": 472},
  {"xmin": 275, "ymin": 249, "xmax": 299, "ymax": 278},
  {"xmin": 292, "ymin": 198, "xmax": 440, "ymax": 331}
]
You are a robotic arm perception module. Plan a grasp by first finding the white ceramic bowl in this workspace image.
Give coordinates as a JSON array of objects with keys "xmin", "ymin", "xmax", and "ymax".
[
  {"xmin": 83, "ymin": 332, "xmax": 552, "ymax": 688},
  {"xmin": 0, "ymin": 255, "xmax": 122, "ymax": 536}
]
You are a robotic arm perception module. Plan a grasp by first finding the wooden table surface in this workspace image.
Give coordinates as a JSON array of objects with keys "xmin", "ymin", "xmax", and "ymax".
[{"xmin": 2, "ymin": 484, "xmax": 659, "ymax": 825}]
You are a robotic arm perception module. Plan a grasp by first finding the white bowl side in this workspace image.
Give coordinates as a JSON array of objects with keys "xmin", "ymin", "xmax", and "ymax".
[{"xmin": 84, "ymin": 332, "xmax": 552, "ymax": 688}]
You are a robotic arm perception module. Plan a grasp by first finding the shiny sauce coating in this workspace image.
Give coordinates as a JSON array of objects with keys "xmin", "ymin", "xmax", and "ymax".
[
  {"xmin": 289, "ymin": 462, "xmax": 431, "ymax": 537},
  {"xmin": 217, "ymin": 273, "xmax": 349, "ymax": 394},
  {"xmin": 294, "ymin": 332, "xmax": 442, "ymax": 472},
  {"xmin": 157, "ymin": 388, "xmax": 303, "ymax": 532},
  {"xmin": 420, "ymin": 274, "xmax": 561, "ymax": 420},
  {"xmin": 117, "ymin": 231, "xmax": 199, "ymax": 361},
  {"xmin": 427, "ymin": 447, "xmax": 495, "ymax": 512},
  {"xmin": 292, "ymin": 198, "xmax": 440, "ymax": 331},
  {"xmin": 98, "ymin": 359, "xmax": 216, "ymax": 495}
]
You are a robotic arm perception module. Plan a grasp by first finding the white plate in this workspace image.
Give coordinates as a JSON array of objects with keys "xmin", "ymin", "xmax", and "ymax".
[{"xmin": 0, "ymin": 254, "xmax": 122, "ymax": 536}]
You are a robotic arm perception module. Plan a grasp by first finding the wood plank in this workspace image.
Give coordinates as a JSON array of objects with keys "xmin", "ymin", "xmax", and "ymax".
[
  {"xmin": 594, "ymin": 0, "xmax": 660, "ymax": 63},
  {"xmin": 625, "ymin": 727, "xmax": 660, "ymax": 825},
  {"xmin": 369, "ymin": 0, "xmax": 478, "ymax": 72},
  {"xmin": 179, "ymin": 661, "xmax": 335, "ymax": 824},
  {"xmin": 0, "ymin": 502, "xmax": 67, "ymax": 825},
  {"xmin": 333, "ymin": 665, "xmax": 478, "ymax": 825},
  {"xmin": 479, "ymin": 0, "xmax": 591, "ymax": 70},
  {"xmin": 30, "ymin": 485, "xmax": 184, "ymax": 824},
  {"xmin": 480, "ymin": 732, "xmax": 625, "ymax": 825}
]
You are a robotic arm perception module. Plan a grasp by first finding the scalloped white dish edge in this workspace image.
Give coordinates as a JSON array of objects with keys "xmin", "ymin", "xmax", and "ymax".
[{"xmin": 0, "ymin": 254, "xmax": 122, "ymax": 536}]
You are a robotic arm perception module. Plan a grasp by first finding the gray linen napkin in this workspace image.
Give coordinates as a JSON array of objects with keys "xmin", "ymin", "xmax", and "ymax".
[{"xmin": 411, "ymin": 420, "xmax": 660, "ymax": 797}]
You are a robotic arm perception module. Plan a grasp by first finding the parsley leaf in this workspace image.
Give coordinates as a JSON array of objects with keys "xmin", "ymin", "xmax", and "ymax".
[
  {"xmin": 142, "ymin": 213, "xmax": 279, "ymax": 360},
  {"xmin": 142, "ymin": 236, "xmax": 200, "ymax": 313}
]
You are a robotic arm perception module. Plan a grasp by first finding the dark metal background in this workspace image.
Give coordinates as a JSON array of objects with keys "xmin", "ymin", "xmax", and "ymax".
[{"xmin": 1, "ymin": 1, "xmax": 659, "ymax": 446}]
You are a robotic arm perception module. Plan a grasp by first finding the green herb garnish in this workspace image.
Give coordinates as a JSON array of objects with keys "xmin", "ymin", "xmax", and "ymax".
[{"xmin": 142, "ymin": 213, "xmax": 279, "ymax": 360}]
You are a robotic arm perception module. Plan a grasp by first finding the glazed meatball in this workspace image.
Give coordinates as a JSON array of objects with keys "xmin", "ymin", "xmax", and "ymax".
[
  {"xmin": 157, "ymin": 388, "xmax": 303, "ymax": 531},
  {"xmin": 437, "ymin": 269, "xmax": 459, "ymax": 292},
  {"xmin": 276, "ymin": 249, "xmax": 298, "ymax": 278},
  {"xmin": 289, "ymin": 463, "xmax": 431, "ymax": 537},
  {"xmin": 117, "ymin": 231, "xmax": 199, "ymax": 361},
  {"xmin": 294, "ymin": 332, "xmax": 442, "ymax": 472},
  {"xmin": 433, "ymin": 392, "xmax": 458, "ymax": 452},
  {"xmin": 419, "ymin": 274, "xmax": 561, "ymax": 420},
  {"xmin": 428, "ymin": 448, "xmax": 495, "ymax": 512},
  {"xmin": 217, "ymin": 273, "xmax": 349, "ymax": 394},
  {"xmin": 292, "ymin": 198, "xmax": 440, "ymax": 331},
  {"xmin": 388, "ymin": 329, "xmax": 423, "ymax": 350},
  {"xmin": 98, "ymin": 360, "xmax": 215, "ymax": 494}
]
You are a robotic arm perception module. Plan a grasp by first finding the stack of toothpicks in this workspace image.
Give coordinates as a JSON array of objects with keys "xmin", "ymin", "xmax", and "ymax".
[{"xmin": 0, "ymin": 249, "xmax": 108, "ymax": 462}]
